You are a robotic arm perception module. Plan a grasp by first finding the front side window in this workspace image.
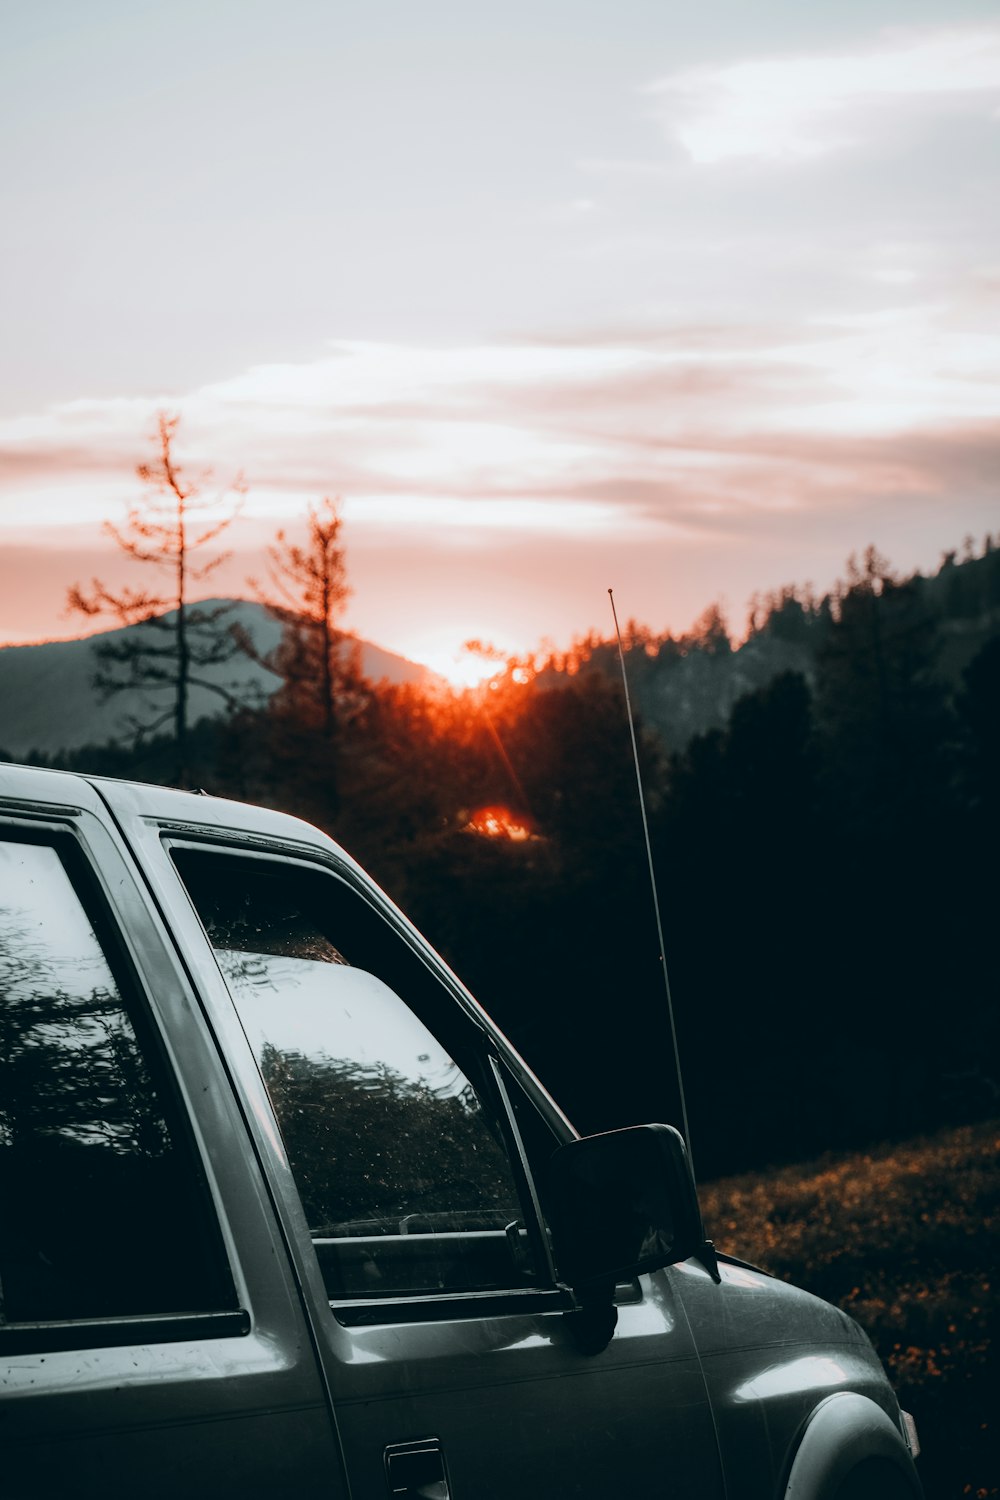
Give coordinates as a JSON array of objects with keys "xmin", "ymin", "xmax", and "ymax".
[
  {"xmin": 174, "ymin": 850, "xmax": 540, "ymax": 1302},
  {"xmin": 0, "ymin": 837, "xmax": 234, "ymax": 1331}
]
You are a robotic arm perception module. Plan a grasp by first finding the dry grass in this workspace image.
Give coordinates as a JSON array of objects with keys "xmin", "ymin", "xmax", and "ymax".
[{"xmin": 700, "ymin": 1121, "xmax": 999, "ymax": 1500}]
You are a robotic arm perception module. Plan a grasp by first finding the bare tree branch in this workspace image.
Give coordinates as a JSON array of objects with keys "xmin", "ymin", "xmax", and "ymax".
[{"xmin": 67, "ymin": 412, "xmax": 248, "ymax": 777}]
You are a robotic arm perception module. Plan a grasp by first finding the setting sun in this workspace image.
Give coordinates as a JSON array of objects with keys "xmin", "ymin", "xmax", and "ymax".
[
  {"xmin": 402, "ymin": 632, "xmax": 514, "ymax": 689},
  {"xmin": 426, "ymin": 652, "xmax": 502, "ymax": 690}
]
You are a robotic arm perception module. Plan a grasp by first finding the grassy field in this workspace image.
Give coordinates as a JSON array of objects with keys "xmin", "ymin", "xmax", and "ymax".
[{"xmin": 699, "ymin": 1120, "xmax": 998, "ymax": 1500}]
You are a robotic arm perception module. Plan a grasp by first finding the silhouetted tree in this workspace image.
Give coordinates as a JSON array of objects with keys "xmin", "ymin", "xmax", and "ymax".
[
  {"xmin": 815, "ymin": 546, "xmax": 951, "ymax": 821},
  {"xmin": 682, "ymin": 602, "xmax": 732, "ymax": 657},
  {"xmin": 231, "ymin": 498, "xmax": 365, "ymax": 821},
  {"xmin": 67, "ymin": 412, "xmax": 246, "ymax": 778},
  {"xmin": 956, "ymin": 635, "xmax": 1000, "ymax": 821},
  {"xmin": 243, "ymin": 498, "xmax": 357, "ymax": 739}
]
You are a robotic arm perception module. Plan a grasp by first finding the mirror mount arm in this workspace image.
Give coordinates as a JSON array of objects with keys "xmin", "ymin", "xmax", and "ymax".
[
  {"xmin": 561, "ymin": 1232, "xmax": 720, "ymax": 1355},
  {"xmin": 695, "ymin": 1237, "xmax": 722, "ymax": 1284},
  {"xmin": 562, "ymin": 1280, "xmax": 619, "ymax": 1356}
]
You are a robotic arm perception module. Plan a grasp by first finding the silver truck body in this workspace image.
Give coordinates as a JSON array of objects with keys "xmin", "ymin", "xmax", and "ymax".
[{"xmin": 0, "ymin": 764, "xmax": 922, "ymax": 1499}]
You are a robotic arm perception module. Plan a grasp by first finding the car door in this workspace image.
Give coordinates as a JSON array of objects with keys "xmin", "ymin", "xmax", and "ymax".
[
  {"xmin": 109, "ymin": 787, "xmax": 725, "ymax": 1500},
  {"xmin": 0, "ymin": 768, "xmax": 349, "ymax": 1499}
]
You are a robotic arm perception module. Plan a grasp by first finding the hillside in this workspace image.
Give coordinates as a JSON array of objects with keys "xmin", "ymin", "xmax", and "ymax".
[
  {"xmin": 550, "ymin": 545, "xmax": 1000, "ymax": 753},
  {"xmin": 701, "ymin": 1121, "xmax": 998, "ymax": 1500},
  {"xmin": 0, "ymin": 600, "xmax": 432, "ymax": 758}
]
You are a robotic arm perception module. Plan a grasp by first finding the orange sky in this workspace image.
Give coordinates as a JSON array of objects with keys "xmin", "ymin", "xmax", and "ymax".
[
  {"xmin": 2, "ymin": 8, "xmax": 999, "ymax": 676},
  {"xmin": 2, "ymin": 327, "xmax": 996, "ymax": 677}
]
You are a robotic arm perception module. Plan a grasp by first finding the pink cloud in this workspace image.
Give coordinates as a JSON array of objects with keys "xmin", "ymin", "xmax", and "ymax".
[{"xmin": 1, "ymin": 322, "xmax": 997, "ymax": 659}]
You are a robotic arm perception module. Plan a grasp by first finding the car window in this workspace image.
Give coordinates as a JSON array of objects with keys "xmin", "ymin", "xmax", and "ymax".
[
  {"xmin": 0, "ymin": 836, "xmax": 235, "ymax": 1333},
  {"xmin": 174, "ymin": 849, "xmax": 541, "ymax": 1302}
]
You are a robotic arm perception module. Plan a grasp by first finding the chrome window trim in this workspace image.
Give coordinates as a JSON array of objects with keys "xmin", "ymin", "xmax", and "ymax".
[
  {"xmin": 332, "ymin": 1286, "xmax": 574, "ymax": 1327},
  {"xmin": 0, "ymin": 1309, "xmax": 252, "ymax": 1356}
]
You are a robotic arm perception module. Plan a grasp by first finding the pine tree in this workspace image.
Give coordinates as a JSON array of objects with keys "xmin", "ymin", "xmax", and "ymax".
[
  {"xmin": 67, "ymin": 413, "xmax": 246, "ymax": 778},
  {"xmin": 233, "ymin": 498, "xmax": 364, "ymax": 821},
  {"xmin": 243, "ymin": 497, "xmax": 358, "ymax": 739}
]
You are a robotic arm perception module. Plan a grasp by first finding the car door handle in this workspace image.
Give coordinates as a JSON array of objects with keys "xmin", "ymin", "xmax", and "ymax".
[{"xmin": 384, "ymin": 1438, "xmax": 450, "ymax": 1500}]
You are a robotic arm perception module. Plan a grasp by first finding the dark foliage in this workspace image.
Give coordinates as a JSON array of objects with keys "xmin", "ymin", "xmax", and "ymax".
[
  {"xmin": 701, "ymin": 1123, "xmax": 998, "ymax": 1500},
  {"xmin": 22, "ymin": 540, "xmax": 999, "ymax": 1176},
  {"xmin": 14, "ymin": 536, "xmax": 998, "ymax": 1495}
]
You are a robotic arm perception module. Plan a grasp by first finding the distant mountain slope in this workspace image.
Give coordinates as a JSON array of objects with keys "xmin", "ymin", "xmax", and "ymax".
[
  {"xmin": 0, "ymin": 599, "xmax": 432, "ymax": 758},
  {"xmin": 544, "ymin": 546, "xmax": 1000, "ymax": 753}
]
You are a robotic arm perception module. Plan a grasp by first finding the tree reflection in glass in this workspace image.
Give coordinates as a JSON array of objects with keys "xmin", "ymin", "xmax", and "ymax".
[
  {"xmin": 178, "ymin": 851, "xmax": 535, "ymax": 1296},
  {"xmin": 218, "ymin": 954, "xmax": 518, "ymax": 1237},
  {"xmin": 0, "ymin": 841, "xmax": 226, "ymax": 1321}
]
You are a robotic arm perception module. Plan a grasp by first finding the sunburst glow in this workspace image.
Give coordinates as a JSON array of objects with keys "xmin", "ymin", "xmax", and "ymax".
[
  {"xmin": 417, "ymin": 650, "xmax": 501, "ymax": 689},
  {"xmin": 464, "ymin": 806, "xmax": 533, "ymax": 841},
  {"xmin": 401, "ymin": 631, "xmax": 513, "ymax": 688}
]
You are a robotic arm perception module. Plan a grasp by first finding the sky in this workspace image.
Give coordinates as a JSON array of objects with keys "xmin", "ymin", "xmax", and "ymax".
[{"xmin": 1, "ymin": 0, "xmax": 998, "ymax": 680}]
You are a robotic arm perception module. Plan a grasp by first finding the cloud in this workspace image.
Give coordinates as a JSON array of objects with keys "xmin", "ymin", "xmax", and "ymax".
[
  {"xmin": 509, "ymin": 321, "xmax": 815, "ymax": 353},
  {"xmin": 647, "ymin": 27, "xmax": 1000, "ymax": 165},
  {"xmin": 0, "ymin": 316, "xmax": 995, "ymax": 504},
  {"xmin": 1, "ymin": 311, "xmax": 997, "ymax": 574},
  {"xmin": 0, "ymin": 443, "xmax": 127, "ymax": 482}
]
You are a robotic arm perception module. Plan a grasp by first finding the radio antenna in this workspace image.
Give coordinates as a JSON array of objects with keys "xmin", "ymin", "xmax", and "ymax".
[{"xmin": 608, "ymin": 589, "xmax": 695, "ymax": 1176}]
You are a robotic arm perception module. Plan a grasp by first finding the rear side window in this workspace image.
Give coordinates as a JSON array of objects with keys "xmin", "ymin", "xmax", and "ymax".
[
  {"xmin": 0, "ymin": 836, "xmax": 235, "ymax": 1332},
  {"xmin": 174, "ymin": 849, "xmax": 542, "ymax": 1303}
]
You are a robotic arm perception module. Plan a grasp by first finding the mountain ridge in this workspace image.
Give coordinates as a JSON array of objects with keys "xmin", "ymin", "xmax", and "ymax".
[{"xmin": 0, "ymin": 599, "xmax": 433, "ymax": 758}]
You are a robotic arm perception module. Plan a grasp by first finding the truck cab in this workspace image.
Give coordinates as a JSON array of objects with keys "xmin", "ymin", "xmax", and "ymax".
[{"xmin": 0, "ymin": 763, "xmax": 922, "ymax": 1499}]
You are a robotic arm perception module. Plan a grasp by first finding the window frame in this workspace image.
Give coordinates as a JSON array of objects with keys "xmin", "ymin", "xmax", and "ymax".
[
  {"xmin": 166, "ymin": 836, "xmax": 568, "ymax": 1325},
  {"xmin": 0, "ymin": 816, "xmax": 246, "ymax": 1353}
]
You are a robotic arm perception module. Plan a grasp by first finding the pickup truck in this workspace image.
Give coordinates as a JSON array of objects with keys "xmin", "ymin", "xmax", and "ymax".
[{"xmin": 0, "ymin": 762, "xmax": 922, "ymax": 1499}]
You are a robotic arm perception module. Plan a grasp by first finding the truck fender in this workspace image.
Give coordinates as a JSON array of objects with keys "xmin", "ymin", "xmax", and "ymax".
[{"xmin": 784, "ymin": 1392, "xmax": 922, "ymax": 1500}]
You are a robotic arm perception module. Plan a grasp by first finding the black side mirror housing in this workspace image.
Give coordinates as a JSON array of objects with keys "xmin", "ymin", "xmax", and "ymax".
[{"xmin": 547, "ymin": 1123, "xmax": 718, "ymax": 1291}]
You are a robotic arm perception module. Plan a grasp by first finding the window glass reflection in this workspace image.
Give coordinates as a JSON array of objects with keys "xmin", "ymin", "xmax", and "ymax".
[
  {"xmin": 176, "ymin": 851, "xmax": 536, "ymax": 1297},
  {"xmin": 0, "ymin": 840, "xmax": 230, "ymax": 1324}
]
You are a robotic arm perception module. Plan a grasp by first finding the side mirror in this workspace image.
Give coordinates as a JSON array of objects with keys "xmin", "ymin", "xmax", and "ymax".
[{"xmin": 547, "ymin": 1123, "xmax": 718, "ymax": 1290}]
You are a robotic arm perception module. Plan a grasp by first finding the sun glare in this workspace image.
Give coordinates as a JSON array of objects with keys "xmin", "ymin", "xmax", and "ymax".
[
  {"xmin": 404, "ymin": 632, "xmax": 515, "ymax": 689},
  {"xmin": 424, "ymin": 651, "xmax": 502, "ymax": 689},
  {"xmin": 465, "ymin": 806, "xmax": 532, "ymax": 841}
]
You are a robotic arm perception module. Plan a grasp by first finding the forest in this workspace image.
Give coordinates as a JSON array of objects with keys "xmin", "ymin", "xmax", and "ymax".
[
  {"xmin": 4, "ymin": 416, "xmax": 998, "ymax": 1494},
  {"xmin": 19, "ymin": 527, "xmax": 999, "ymax": 1182}
]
